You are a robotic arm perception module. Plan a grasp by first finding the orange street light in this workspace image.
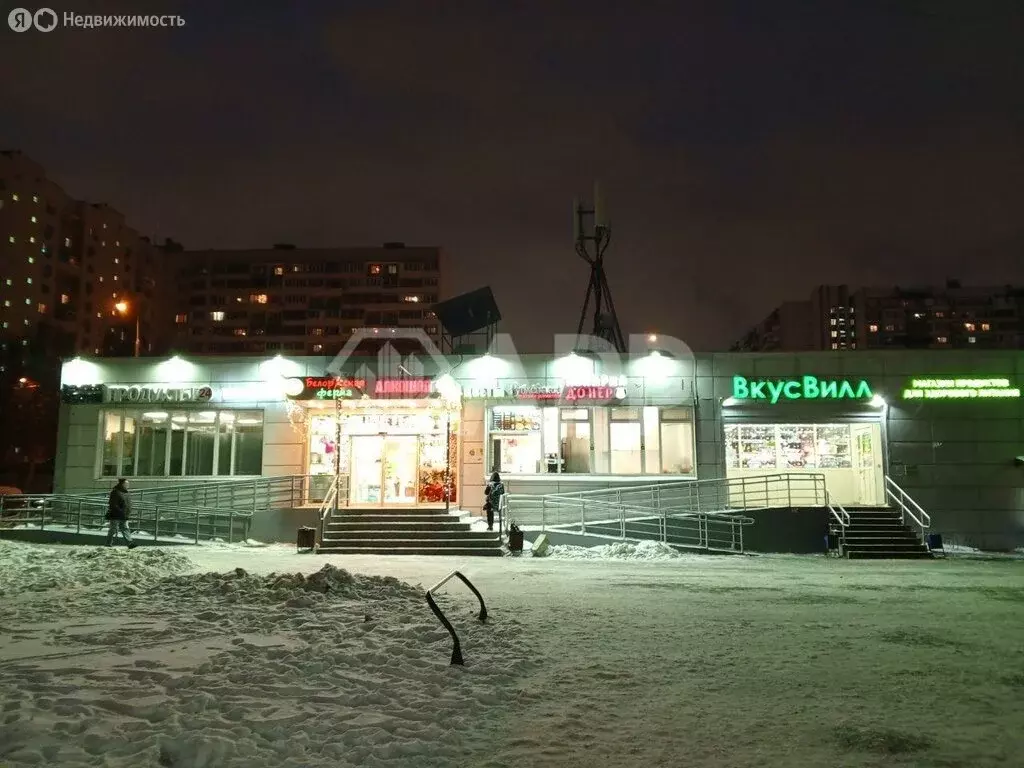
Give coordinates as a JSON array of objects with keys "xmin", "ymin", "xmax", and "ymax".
[{"xmin": 115, "ymin": 301, "xmax": 129, "ymax": 314}]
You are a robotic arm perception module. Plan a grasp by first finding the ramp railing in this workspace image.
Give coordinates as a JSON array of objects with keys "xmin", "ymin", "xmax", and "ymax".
[
  {"xmin": 57, "ymin": 474, "xmax": 320, "ymax": 511},
  {"xmin": 0, "ymin": 493, "xmax": 251, "ymax": 543},
  {"xmin": 505, "ymin": 493, "xmax": 754, "ymax": 553}
]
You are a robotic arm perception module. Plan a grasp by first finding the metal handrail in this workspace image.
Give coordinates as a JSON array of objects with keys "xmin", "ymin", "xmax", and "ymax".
[
  {"xmin": 825, "ymin": 491, "xmax": 851, "ymax": 526},
  {"xmin": 317, "ymin": 476, "xmax": 340, "ymax": 548},
  {"xmin": 425, "ymin": 570, "xmax": 488, "ymax": 666},
  {"xmin": 505, "ymin": 492, "xmax": 755, "ymax": 553},
  {"xmin": 30, "ymin": 474, "xmax": 318, "ymax": 513},
  {"xmin": 1, "ymin": 494, "xmax": 251, "ymax": 544},
  {"xmin": 884, "ymin": 475, "xmax": 931, "ymax": 542},
  {"xmin": 528, "ymin": 472, "xmax": 828, "ymax": 499}
]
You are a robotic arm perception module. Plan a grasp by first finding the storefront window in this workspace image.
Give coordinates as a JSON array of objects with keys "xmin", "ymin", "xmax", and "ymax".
[
  {"xmin": 660, "ymin": 409, "xmax": 695, "ymax": 474},
  {"xmin": 642, "ymin": 407, "xmax": 661, "ymax": 474},
  {"xmin": 101, "ymin": 412, "xmax": 122, "ymax": 476},
  {"xmin": 418, "ymin": 434, "xmax": 450, "ymax": 502},
  {"xmin": 609, "ymin": 408, "xmax": 642, "ymax": 474},
  {"xmin": 723, "ymin": 421, "xmax": 882, "ymax": 506},
  {"xmin": 724, "ymin": 424, "xmax": 854, "ymax": 470},
  {"xmin": 184, "ymin": 412, "xmax": 217, "ymax": 476},
  {"xmin": 484, "ymin": 404, "xmax": 695, "ymax": 477},
  {"xmin": 490, "ymin": 406, "xmax": 543, "ymax": 474},
  {"xmin": 592, "ymin": 408, "xmax": 610, "ymax": 473},
  {"xmin": 560, "ymin": 408, "xmax": 592, "ymax": 473},
  {"xmin": 98, "ymin": 410, "xmax": 264, "ymax": 477},
  {"xmin": 304, "ymin": 408, "xmax": 457, "ymax": 506},
  {"xmin": 542, "ymin": 407, "xmax": 561, "ymax": 473}
]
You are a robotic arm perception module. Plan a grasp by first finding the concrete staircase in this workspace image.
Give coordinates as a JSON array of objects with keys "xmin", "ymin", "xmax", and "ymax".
[
  {"xmin": 318, "ymin": 507, "xmax": 504, "ymax": 556},
  {"xmin": 843, "ymin": 507, "xmax": 932, "ymax": 559}
]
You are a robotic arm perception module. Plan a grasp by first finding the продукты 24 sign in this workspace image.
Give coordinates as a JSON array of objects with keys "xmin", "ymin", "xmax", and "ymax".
[{"xmin": 731, "ymin": 375, "xmax": 873, "ymax": 404}]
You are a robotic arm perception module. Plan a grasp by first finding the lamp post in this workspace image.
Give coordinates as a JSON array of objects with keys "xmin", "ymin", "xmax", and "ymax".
[{"xmin": 114, "ymin": 301, "xmax": 141, "ymax": 358}]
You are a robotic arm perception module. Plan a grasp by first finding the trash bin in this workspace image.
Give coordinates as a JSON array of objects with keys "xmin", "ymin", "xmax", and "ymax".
[
  {"xmin": 508, "ymin": 523, "xmax": 524, "ymax": 553},
  {"xmin": 297, "ymin": 526, "xmax": 316, "ymax": 553}
]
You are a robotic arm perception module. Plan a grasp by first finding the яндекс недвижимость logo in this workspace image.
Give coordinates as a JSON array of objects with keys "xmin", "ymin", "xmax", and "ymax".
[
  {"xmin": 8, "ymin": 8, "xmax": 57, "ymax": 32},
  {"xmin": 8, "ymin": 8, "xmax": 184, "ymax": 31}
]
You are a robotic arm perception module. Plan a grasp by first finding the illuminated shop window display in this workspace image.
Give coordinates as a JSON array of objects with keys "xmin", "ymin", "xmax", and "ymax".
[
  {"xmin": 724, "ymin": 422, "xmax": 884, "ymax": 506},
  {"xmin": 306, "ymin": 407, "xmax": 458, "ymax": 506},
  {"xmin": 487, "ymin": 405, "xmax": 695, "ymax": 476}
]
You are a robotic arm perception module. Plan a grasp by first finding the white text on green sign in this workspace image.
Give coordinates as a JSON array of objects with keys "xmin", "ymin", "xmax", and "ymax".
[
  {"xmin": 901, "ymin": 378, "xmax": 1021, "ymax": 400},
  {"xmin": 732, "ymin": 375, "xmax": 873, "ymax": 403}
]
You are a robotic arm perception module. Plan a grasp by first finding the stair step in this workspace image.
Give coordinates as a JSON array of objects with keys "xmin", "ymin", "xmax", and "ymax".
[
  {"xmin": 845, "ymin": 543, "xmax": 928, "ymax": 550},
  {"xmin": 324, "ymin": 529, "xmax": 498, "ymax": 540},
  {"xmin": 318, "ymin": 546, "xmax": 504, "ymax": 556},
  {"xmin": 847, "ymin": 551, "xmax": 933, "ymax": 559},
  {"xmin": 321, "ymin": 540, "xmax": 500, "ymax": 550},
  {"xmin": 329, "ymin": 518, "xmax": 458, "ymax": 524},
  {"xmin": 326, "ymin": 522, "xmax": 471, "ymax": 532}
]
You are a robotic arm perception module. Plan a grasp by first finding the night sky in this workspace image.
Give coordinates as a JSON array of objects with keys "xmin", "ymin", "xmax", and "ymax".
[{"xmin": 3, "ymin": 0, "xmax": 1023, "ymax": 351}]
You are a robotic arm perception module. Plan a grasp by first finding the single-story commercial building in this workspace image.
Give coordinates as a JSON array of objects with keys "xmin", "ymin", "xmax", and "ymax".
[{"xmin": 54, "ymin": 349, "xmax": 1024, "ymax": 549}]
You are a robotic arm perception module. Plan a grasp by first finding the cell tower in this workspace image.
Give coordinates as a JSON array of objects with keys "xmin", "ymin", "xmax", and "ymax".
[{"xmin": 573, "ymin": 182, "xmax": 626, "ymax": 353}]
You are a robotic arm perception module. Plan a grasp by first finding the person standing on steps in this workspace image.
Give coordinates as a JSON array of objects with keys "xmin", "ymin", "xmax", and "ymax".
[
  {"xmin": 106, "ymin": 478, "xmax": 137, "ymax": 549},
  {"xmin": 484, "ymin": 471, "xmax": 505, "ymax": 532}
]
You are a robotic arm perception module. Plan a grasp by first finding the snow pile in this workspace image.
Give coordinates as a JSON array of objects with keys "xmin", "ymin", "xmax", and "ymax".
[
  {"xmin": 158, "ymin": 564, "xmax": 421, "ymax": 607},
  {"xmin": 942, "ymin": 543, "xmax": 981, "ymax": 554},
  {"xmin": 0, "ymin": 543, "xmax": 535, "ymax": 767},
  {"xmin": 0, "ymin": 540, "xmax": 193, "ymax": 596},
  {"xmin": 545, "ymin": 539, "xmax": 685, "ymax": 560}
]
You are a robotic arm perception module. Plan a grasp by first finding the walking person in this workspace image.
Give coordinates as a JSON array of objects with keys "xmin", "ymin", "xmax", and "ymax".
[
  {"xmin": 484, "ymin": 471, "xmax": 505, "ymax": 532},
  {"xmin": 106, "ymin": 478, "xmax": 137, "ymax": 549}
]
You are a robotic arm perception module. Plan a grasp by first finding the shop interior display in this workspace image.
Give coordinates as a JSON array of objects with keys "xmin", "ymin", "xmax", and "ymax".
[
  {"xmin": 491, "ymin": 408, "xmax": 542, "ymax": 432},
  {"xmin": 725, "ymin": 423, "xmax": 854, "ymax": 469}
]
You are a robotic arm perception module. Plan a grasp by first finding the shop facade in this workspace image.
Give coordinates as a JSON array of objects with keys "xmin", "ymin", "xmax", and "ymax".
[{"xmin": 53, "ymin": 349, "xmax": 1024, "ymax": 548}]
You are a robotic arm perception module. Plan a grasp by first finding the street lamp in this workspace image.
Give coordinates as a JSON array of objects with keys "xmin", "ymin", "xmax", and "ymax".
[{"xmin": 114, "ymin": 300, "xmax": 141, "ymax": 358}]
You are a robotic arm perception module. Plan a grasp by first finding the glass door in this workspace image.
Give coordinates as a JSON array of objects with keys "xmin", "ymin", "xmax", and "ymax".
[
  {"xmin": 350, "ymin": 435, "xmax": 384, "ymax": 504},
  {"xmin": 851, "ymin": 422, "xmax": 882, "ymax": 506},
  {"xmin": 382, "ymin": 436, "xmax": 418, "ymax": 505}
]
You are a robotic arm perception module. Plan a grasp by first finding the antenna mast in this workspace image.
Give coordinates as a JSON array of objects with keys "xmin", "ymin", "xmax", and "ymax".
[{"xmin": 573, "ymin": 182, "xmax": 626, "ymax": 353}]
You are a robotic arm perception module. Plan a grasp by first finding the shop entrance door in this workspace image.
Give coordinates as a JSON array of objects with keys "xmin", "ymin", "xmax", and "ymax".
[
  {"xmin": 349, "ymin": 434, "xmax": 419, "ymax": 506},
  {"xmin": 350, "ymin": 435, "xmax": 384, "ymax": 504},
  {"xmin": 382, "ymin": 435, "xmax": 418, "ymax": 505},
  {"xmin": 851, "ymin": 423, "xmax": 881, "ymax": 506}
]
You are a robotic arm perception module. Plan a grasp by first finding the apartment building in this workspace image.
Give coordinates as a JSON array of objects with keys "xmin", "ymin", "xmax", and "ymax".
[
  {"xmin": 733, "ymin": 282, "xmax": 1024, "ymax": 352},
  {"xmin": 0, "ymin": 150, "xmax": 165, "ymax": 364},
  {"xmin": 170, "ymin": 243, "xmax": 443, "ymax": 355}
]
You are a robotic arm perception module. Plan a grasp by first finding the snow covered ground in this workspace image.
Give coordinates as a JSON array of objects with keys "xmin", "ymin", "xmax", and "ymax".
[{"xmin": 2, "ymin": 540, "xmax": 1023, "ymax": 767}]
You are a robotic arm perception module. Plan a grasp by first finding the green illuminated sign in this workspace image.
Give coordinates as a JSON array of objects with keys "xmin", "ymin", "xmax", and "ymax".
[
  {"xmin": 732, "ymin": 375, "xmax": 873, "ymax": 404},
  {"xmin": 901, "ymin": 378, "xmax": 1021, "ymax": 400}
]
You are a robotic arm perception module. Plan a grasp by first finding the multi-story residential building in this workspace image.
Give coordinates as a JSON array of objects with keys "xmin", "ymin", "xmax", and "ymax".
[
  {"xmin": 733, "ymin": 282, "xmax": 1024, "ymax": 352},
  {"xmin": 0, "ymin": 150, "xmax": 168, "ymax": 487},
  {"xmin": 0, "ymin": 150, "xmax": 166, "ymax": 362},
  {"xmin": 169, "ymin": 243, "xmax": 443, "ymax": 355}
]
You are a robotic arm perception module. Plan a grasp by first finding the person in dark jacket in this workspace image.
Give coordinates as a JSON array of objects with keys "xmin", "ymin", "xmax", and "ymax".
[
  {"xmin": 483, "ymin": 471, "xmax": 505, "ymax": 532},
  {"xmin": 106, "ymin": 478, "xmax": 137, "ymax": 548}
]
